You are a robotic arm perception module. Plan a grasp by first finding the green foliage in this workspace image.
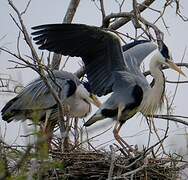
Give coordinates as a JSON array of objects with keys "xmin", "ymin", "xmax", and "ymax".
[{"xmin": 8, "ymin": 175, "xmax": 27, "ymax": 180}]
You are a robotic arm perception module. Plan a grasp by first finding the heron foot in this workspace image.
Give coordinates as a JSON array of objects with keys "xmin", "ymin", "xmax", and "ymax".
[{"xmin": 113, "ymin": 129, "xmax": 137, "ymax": 156}]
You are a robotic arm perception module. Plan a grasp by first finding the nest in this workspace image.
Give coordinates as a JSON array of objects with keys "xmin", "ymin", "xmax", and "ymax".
[
  {"xmin": 1, "ymin": 130, "xmax": 186, "ymax": 179},
  {"xmin": 42, "ymin": 148, "xmax": 181, "ymax": 180},
  {"xmin": 0, "ymin": 136, "xmax": 186, "ymax": 179}
]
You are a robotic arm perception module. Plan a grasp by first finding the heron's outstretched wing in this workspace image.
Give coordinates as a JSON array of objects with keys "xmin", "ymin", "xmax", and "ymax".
[
  {"xmin": 32, "ymin": 24, "xmax": 128, "ymax": 96},
  {"xmin": 1, "ymin": 71, "xmax": 79, "ymax": 115},
  {"xmin": 122, "ymin": 40, "xmax": 157, "ymax": 75}
]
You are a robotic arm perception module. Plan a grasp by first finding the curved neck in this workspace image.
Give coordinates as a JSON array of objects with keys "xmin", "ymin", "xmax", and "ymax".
[
  {"xmin": 149, "ymin": 53, "xmax": 165, "ymax": 90},
  {"xmin": 149, "ymin": 56, "xmax": 164, "ymax": 83},
  {"xmin": 140, "ymin": 53, "xmax": 165, "ymax": 115},
  {"xmin": 148, "ymin": 53, "xmax": 165, "ymax": 108}
]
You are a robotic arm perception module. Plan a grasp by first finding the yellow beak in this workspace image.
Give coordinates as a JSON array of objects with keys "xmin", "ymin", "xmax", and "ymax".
[
  {"xmin": 167, "ymin": 60, "xmax": 186, "ymax": 77},
  {"xmin": 89, "ymin": 94, "xmax": 102, "ymax": 107}
]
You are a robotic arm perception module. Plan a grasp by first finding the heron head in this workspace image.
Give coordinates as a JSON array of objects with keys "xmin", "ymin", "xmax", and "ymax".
[{"xmin": 159, "ymin": 42, "xmax": 186, "ymax": 76}]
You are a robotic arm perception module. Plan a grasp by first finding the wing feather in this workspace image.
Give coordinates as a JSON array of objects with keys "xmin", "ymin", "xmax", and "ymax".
[
  {"xmin": 3, "ymin": 71, "xmax": 80, "ymax": 113},
  {"xmin": 32, "ymin": 24, "xmax": 127, "ymax": 96},
  {"xmin": 32, "ymin": 24, "xmax": 157, "ymax": 97},
  {"xmin": 122, "ymin": 40, "xmax": 157, "ymax": 74}
]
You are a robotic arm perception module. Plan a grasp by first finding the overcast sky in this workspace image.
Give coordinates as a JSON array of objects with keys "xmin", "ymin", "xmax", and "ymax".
[{"xmin": 1, "ymin": 0, "xmax": 188, "ymax": 162}]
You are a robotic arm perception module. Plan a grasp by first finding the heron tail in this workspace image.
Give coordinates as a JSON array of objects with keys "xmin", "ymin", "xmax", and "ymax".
[
  {"xmin": 1, "ymin": 112, "xmax": 14, "ymax": 123},
  {"xmin": 1, "ymin": 97, "xmax": 18, "ymax": 123},
  {"xmin": 84, "ymin": 113, "xmax": 104, "ymax": 127}
]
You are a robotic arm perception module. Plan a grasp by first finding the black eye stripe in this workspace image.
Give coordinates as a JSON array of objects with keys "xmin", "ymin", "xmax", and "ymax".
[
  {"xmin": 82, "ymin": 81, "xmax": 91, "ymax": 93},
  {"xmin": 160, "ymin": 43, "xmax": 170, "ymax": 59},
  {"xmin": 67, "ymin": 80, "xmax": 77, "ymax": 97}
]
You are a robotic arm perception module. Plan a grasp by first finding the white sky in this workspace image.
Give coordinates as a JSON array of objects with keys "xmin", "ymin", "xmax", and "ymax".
[{"xmin": 0, "ymin": 0, "xmax": 188, "ymax": 163}]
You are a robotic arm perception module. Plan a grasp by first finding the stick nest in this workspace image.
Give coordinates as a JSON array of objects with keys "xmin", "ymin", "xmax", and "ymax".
[{"xmin": 42, "ymin": 148, "xmax": 182, "ymax": 180}]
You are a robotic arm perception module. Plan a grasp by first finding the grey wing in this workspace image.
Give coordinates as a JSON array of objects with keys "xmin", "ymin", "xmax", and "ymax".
[
  {"xmin": 122, "ymin": 40, "xmax": 157, "ymax": 74},
  {"xmin": 32, "ymin": 24, "xmax": 128, "ymax": 96},
  {"xmin": 4, "ymin": 71, "xmax": 79, "ymax": 112}
]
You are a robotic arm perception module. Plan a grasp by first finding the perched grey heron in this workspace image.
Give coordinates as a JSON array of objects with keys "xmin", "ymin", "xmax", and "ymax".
[
  {"xmin": 31, "ymin": 23, "xmax": 185, "ymax": 150},
  {"xmin": 1, "ymin": 70, "xmax": 101, "ymax": 143}
]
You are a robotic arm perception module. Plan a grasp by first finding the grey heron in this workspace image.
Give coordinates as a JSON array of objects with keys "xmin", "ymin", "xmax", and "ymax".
[
  {"xmin": 31, "ymin": 23, "xmax": 185, "ymax": 150},
  {"xmin": 1, "ymin": 70, "xmax": 101, "ymax": 143}
]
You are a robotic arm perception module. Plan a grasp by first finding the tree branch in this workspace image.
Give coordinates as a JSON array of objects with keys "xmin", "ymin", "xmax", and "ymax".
[
  {"xmin": 51, "ymin": 0, "xmax": 80, "ymax": 70},
  {"xmin": 109, "ymin": 0, "xmax": 156, "ymax": 30}
]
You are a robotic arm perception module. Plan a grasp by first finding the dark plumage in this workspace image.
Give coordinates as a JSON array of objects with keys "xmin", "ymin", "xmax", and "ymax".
[{"xmin": 160, "ymin": 42, "xmax": 170, "ymax": 59}]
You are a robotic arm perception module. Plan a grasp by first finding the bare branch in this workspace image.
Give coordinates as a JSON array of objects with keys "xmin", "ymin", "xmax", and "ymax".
[
  {"xmin": 108, "ymin": 145, "xmax": 116, "ymax": 179},
  {"xmin": 51, "ymin": 0, "xmax": 80, "ymax": 70},
  {"xmin": 138, "ymin": 16, "xmax": 164, "ymax": 45},
  {"xmin": 99, "ymin": 0, "xmax": 106, "ymax": 21},
  {"xmin": 102, "ymin": 12, "xmax": 133, "ymax": 28},
  {"xmin": 115, "ymin": 0, "xmax": 126, "ymax": 12},
  {"xmin": 8, "ymin": 0, "xmax": 39, "ymax": 62},
  {"xmin": 166, "ymin": 80, "xmax": 188, "ymax": 84},
  {"xmin": 152, "ymin": 114, "xmax": 188, "ymax": 127},
  {"xmin": 20, "ymin": 0, "xmax": 32, "ymax": 15},
  {"xmin": 168, "ymin": 47, "xmax": 186, "ymax": 110},
  {"xmin": 109, "ymin": 0, "xmax": 156, "ymax": 30},
  {"xmin": 132, "ymin": 0, "xmax": 141, "ymax": 29}
]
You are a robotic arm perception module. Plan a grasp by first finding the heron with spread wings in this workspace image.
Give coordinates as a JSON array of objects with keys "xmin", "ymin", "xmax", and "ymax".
[{"xmin": 31, "ymin": 23, "xmax": 185, "ymax": 150}]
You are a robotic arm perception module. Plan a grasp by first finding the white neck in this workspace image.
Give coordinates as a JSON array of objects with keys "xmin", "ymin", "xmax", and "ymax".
[
  {"xmin": 149, "ymin": 53, "xmax": 165, "ymax": 86},
  {"xmin": 140, "ymin": 52, "xmax": 165, "ymax": 115},
  {"xmin": 65, "ymin": 84, "xmax": 91, "ymax": 117}
]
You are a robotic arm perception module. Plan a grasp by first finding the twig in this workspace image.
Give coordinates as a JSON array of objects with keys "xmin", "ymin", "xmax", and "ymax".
[
  {"xmin": 138, "ymin": 16, "xmax": 164, "ymax": 45},
  {"xmin": 166, "ymin": 80, "xmax": 188, "ymax": 84},
  {"xmin": 99, "ymin": 0, "xmax": 106, "ymax": 22},
  {"xmin": 0, "ymin": 137, "xmax": 47, "ymax": 180},
  {"xmin": 115, "ymin": 0, "xmax": 125, "ymax": 12},
  {"xmin": 109, "ymin": 0, "xmax": 156, "ymax": 30},
  {"xmin": 108, "ymin": 145, "xmax": 116, "ymax": 179},
  {"xmin": 102, "ymin": 12, "xmax": 133, "ymax": 28},
  {"xmin": 112, "ymin": 165, "xmax": 147, "ymax": 179},
  {"xmin": 8, "ymin": 0, "xmax": 39, "ymax": 61},
  {"xmin": 132, "ymin": 0, "xmax": 141, "ymax": 29},
  {"xmin": 51, "ymin": 0, "xmax": 80, "ymax": 70},
  {"xmin": 168, "ymin": 47, "xmax": 186, "ymax": 109},
  {"xmin": 20, "ymin": 0, "xmax": 32, "ymax": 15},
  {"xmin": 71, "ymin": 126, "xmax": 113, "ymax": 151},
  {"xmin": 151, "ymin": 114, "xmax": 188, "ymax": 126}
]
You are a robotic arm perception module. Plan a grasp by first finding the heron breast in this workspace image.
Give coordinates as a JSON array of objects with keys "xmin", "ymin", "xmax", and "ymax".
[{"xmin": 67, "ymin": 99, "xmax": 91, "ymax": 118}]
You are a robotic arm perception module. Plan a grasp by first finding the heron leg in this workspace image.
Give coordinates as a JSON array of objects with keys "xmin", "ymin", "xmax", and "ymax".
[
  {"xmin": 45, "ymin": 122, "xmax": 57, "ymax": 150},
  {"xmin": 113, "ymin": 121, "xmax": 134, "ymax": 154},
  {"xmin": 42, "ymin": 110, "xmax": 54, "ymax": 149},
  {"xmin": 43, "ymin": 110, "xmax": 52, "ymax": 130}
]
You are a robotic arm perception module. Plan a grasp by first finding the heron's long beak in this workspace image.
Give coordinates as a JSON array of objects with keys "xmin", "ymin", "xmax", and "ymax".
[
  {"xmin": 167, "ymin": 60, "xmax": 186, "ymax": 77},
  {"xmin": 89, "ymin": 94, "xmax": 101, "ymax": 107}
]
